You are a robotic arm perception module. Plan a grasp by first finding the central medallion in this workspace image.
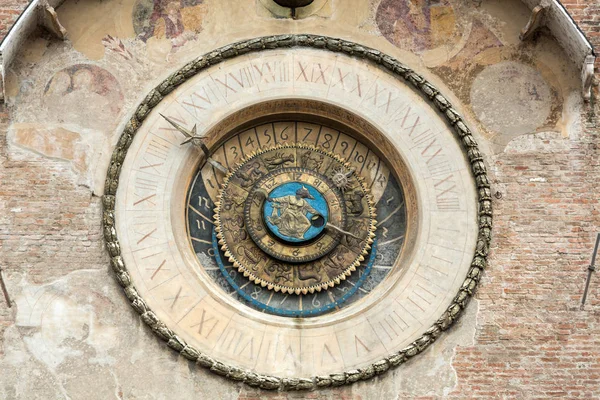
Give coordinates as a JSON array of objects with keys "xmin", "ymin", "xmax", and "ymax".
[
  {"xmin": 215, "ymin": 144, "xmax": 376, "ymax": 294},
  {"xmin": 264, "ymin": 181, "xmax": 328, "ymax": 243},
  {"xmin": 245, "ymin": 167, "xmax": 346, "ymax": 264}
]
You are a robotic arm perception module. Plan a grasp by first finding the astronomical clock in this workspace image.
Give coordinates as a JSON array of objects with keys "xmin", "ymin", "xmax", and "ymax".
[{"xmin": 103, "ymin": 35, "xmax": 491, "ymax": 389}]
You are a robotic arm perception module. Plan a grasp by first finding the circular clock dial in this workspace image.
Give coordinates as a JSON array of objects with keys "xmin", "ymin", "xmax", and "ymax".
[
  {"xmin": 187, "ymin": 128, "xmax": 392, "ymax": 315},
  {"xmin": 108, "ymin": 40, "xmax": 485, "ymax": 384}
]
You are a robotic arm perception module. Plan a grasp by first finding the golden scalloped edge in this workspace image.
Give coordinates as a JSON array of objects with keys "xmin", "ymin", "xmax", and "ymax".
[{"xmin": 213, "ymin": 143, "xmax": 377, "ymax": 294}]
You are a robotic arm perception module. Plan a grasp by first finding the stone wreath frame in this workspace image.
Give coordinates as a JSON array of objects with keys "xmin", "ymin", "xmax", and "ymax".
[{"xmin": 102, "ymin": 34, "xmax": 492, "ymax": 391}]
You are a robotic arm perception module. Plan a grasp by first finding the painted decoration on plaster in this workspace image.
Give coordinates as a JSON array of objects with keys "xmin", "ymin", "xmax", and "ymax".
[
  {"xmin": 43, "ymin": 64, "xmax": 124, "ymax": 131},
  {"xmin": 423, "ymin": 16, "xmax": 563, "ymax": 149},
  {"xmin": 470, "ymin": 61, "xmax": 552, "ymax": 139},
  {"xmin": 376, "ymin": 0, "xmax": 459, "ymax": 53},
  {"xmin": 101, "ymin": 35, "xmax": 135, "ymax": 61},
  {"xmin": 442, "ymin": 20, "xmax": 503, "ymax": 69},
  {"xmin": 133, "ymin": 0, "xmax": 207, "ymax": 51}
]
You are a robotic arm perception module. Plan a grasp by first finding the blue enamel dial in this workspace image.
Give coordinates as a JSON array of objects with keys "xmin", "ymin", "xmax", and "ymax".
[
  {"xmin": 185, "ymin": 121, "xmax": 407, "ymax": 318},
  {"xmin": 264, "ymin": 182, "xmax": 329, "ymax": 243}
]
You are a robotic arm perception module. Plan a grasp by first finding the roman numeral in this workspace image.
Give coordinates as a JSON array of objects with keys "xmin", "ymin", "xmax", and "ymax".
[
  {"xmin": 282, "ymin": 344, "xmax": 300, "ymax": 367},
  {"xmin": 295, "ymin": 62, "xmax": 329, "ymax": 84},
  {"xmin": 408, "ymin": 283, "xmax": 438, "ymax": 312},
  {"xmin": 374, "ymin": 311, "xmax": 409, "ymax": 343},
  {"xmin": 190, "ymin": 309, "xmax": 219, "ymax": 338},
  {"xmin": 321, "ymin": 343, "xmax": 337, "ymax": 365},
  {"xmin": 217, "ymin": 327, "xmax": 252, "ymax": 357},
  {"xmin": 434, "ymin": 174, "xmax": 460, "ymax": 210},
  {"xmin": 252, "ymin": 60, "xmax": 288, "ymax": 84},
  {"xmin": 135, "ymin": 177, "xmax": 158, "ymax": 191},
  {"xmin": 133, "ymin": 193, "xmax": 156, "ymax": 207},
  {"xmin": 354, "ymin": 335, "xmax": 371, "ymax": 356},
  {"xmin": 147, "ymin": 259, "xmax": 168, "ymax": 280},
  {"xmin": 180, "ymin": 86, "xmax": 215, "ymax": 115},
  {"xmin": 133, "ymin": 176, "xmax": 159, "ymax": 207},
  {"xmin": 139, "ymin": 158, "xmax": 163, "ymax": 174},
  {"xmin": 214, "ymin": 68, "xmax": 254, "ymax": 96},
  {"xmin": 146, "ymin": 136, "xmax": 171, "ymax": 160},
  {"xmin": 366, "ymin": 83, "xmax": 395, "ymax": 114},
  {"xmin": 135, "ymin": 227, "xmax": 157, "ymax": 245},
  {"xmin": 164, "ymin": 286, "xmax": 189, "ymax": 309}
]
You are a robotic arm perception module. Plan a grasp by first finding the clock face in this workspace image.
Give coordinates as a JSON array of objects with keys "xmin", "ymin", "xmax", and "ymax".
[
  {"xmin": 105, "ymin": 37, "xmax": 489, "ymax": 387},
  {"xmin": 186, "ymin": 122, "xmax": 404, "ymax": 317}
]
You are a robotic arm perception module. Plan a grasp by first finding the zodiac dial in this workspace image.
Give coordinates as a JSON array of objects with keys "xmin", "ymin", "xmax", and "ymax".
[{"xmin": 187, "ymin": 120, "xmax": 406, "ymax": 317}]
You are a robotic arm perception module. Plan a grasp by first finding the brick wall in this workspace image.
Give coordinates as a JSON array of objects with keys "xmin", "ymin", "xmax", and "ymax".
[
  {"xmin": 561, "ymin": 0, "xmax": 600, "ymax": 72},
  {"xmin": 0, "ymin": 0, "xmax": 28, "ymax": 44},
  {"xmin": 449, "ymin": 2, "xmax": 600, "ymax": 398},
  {"xmin": 448, "ymin": 98, "xmax": 600, "ymax": 399},
  {"xmin": 0, "ymin": 1, "xmax": 599, "ymax": 399}
]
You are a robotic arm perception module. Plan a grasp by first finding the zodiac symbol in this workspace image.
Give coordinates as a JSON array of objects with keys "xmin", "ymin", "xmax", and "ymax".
[
  {"xmin": 223, "ymin": 216, "xmax": 247, "ymax": 242},
  {"xmin": 342, "ymin": 219, "xmax": 367, "ymax": 247},
  {"xmin": 221, "ymin": 196, "xmax": 245, "ymax": 211},
  {"xmin": 237, "ymin": 162, "xmax": 264, "ymax": 188},
  {"xmin": 263, "ymin": 152, "xmax": 294, "ymax": 170},
  {"xmin": 298, "ymin": 263, "xmax": 322, "ymax": 282},
  {"xmin": 266, "ymin": 263, "xmax": 293, "ymax": 284},
  {"xmin": 301, "ymin": 151, "xmax": 324, "ymax": 170},
  {"xmin": 345, "ymin": 188, "xmax": 365, "ymax": 216},
  {"xmin": 330, "ymin": 166, "xmax": 355, "ymax": 192},
  {"xmin": 237, "ymin": 246, "xmax": 265, "ymax": 270},
  {"xmin": 323, "ymin": 248, "xmax": 347, "ymax": 275}
]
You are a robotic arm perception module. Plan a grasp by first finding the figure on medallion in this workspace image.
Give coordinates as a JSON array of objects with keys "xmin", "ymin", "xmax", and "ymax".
[{"xmin": 267, "ymin": 186, "xmax": 319, "ymax": 240}]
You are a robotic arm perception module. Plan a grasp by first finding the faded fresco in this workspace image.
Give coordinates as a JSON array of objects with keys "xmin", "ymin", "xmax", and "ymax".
[
  {"xmin": 376, "ymin": 0, "xmax": 460, "ymax": 53},
  {"xmin": 43, "ymin": 64, "xmax": 124, "ymax": 131},
  {"xmin": 374, "ymin": 0, "xmax": 572, "ymax": 149},
  {"xmin": 55, "ymin": 0, "xmax": 208, "ymax": 61},
  {"xmin": 134, "ymin": 0, "xmax": 207, "ymax": 50}
]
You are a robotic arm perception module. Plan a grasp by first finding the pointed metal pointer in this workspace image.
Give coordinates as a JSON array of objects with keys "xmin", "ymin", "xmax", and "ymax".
[
  {"xmin": 315, "ymin": 218, "xmax": 363, "ymax": 241},
  {"xmin": 159, "ymin": 114, "xmax": 228, "ymax": 174}
]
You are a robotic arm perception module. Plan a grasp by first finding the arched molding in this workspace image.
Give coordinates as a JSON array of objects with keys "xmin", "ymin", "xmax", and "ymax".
[
  {"xmin": 520, "ymin": 0, "xmax": 595, "ymax": 100},
  {"xmin": 0, "ymin": 0, "xmax": 66, "ymax": 103}
]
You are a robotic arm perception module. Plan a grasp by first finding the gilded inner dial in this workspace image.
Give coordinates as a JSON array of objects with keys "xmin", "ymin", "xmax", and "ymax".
[
  {"xmin": 186, "ymin": 118, "xmax": 409, "ymax": 318},
  {"xmin": 215, "ymin": 144, "xmax": 376, "ymax": 295}
]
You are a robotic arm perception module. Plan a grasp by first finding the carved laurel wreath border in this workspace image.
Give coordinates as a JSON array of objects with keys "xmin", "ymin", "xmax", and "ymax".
[{"xmin": 102, "ymin": 34, "xmax": 492, "ymax": 391}]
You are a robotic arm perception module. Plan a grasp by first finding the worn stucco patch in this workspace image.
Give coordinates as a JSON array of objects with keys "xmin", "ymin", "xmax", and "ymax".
[{"xmin": 0, "ymin": 270, "xmax": 241, "ymax": 400}]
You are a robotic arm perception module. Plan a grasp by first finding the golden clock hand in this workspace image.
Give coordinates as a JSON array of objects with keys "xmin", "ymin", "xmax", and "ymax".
[
  {"xmin": 159, "ymin": 114, "xmax": 228, "ymax": 174},
  {"xmin": 324, "ymin": 222, "xmax": 363, "ymax": 240},
  {"xmin": 309, "ymin": 214, "xmax": 363, "ymax": 240}
]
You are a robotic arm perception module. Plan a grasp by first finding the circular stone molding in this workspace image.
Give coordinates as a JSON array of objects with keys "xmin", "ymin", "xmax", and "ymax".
[{"xmin": 102, "ymin": 34, "xmax": 492, "ymax": 390}]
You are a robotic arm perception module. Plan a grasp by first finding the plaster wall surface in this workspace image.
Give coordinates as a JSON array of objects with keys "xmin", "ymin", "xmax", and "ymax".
[{"xmin": 0, "ymin": 0, "xmax": 599, "ymax": 399}]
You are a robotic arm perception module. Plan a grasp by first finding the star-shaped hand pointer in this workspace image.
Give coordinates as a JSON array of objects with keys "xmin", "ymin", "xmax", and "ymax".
[{"xmin": 159, "ymin": 114, "xmax": 228, "ymax": 174}]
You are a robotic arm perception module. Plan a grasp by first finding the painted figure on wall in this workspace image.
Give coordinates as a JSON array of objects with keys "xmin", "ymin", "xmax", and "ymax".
[
  {"xmin": 43, "ymin": 64, "xmax": 124, "ymax": 131},
  {"xmin": 134, "ymin": 0, "xmax": 206, "ymax": 49},
  {"xmin": 376, "ymin": 0, "xmax": 457, "ymax": 53}
]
